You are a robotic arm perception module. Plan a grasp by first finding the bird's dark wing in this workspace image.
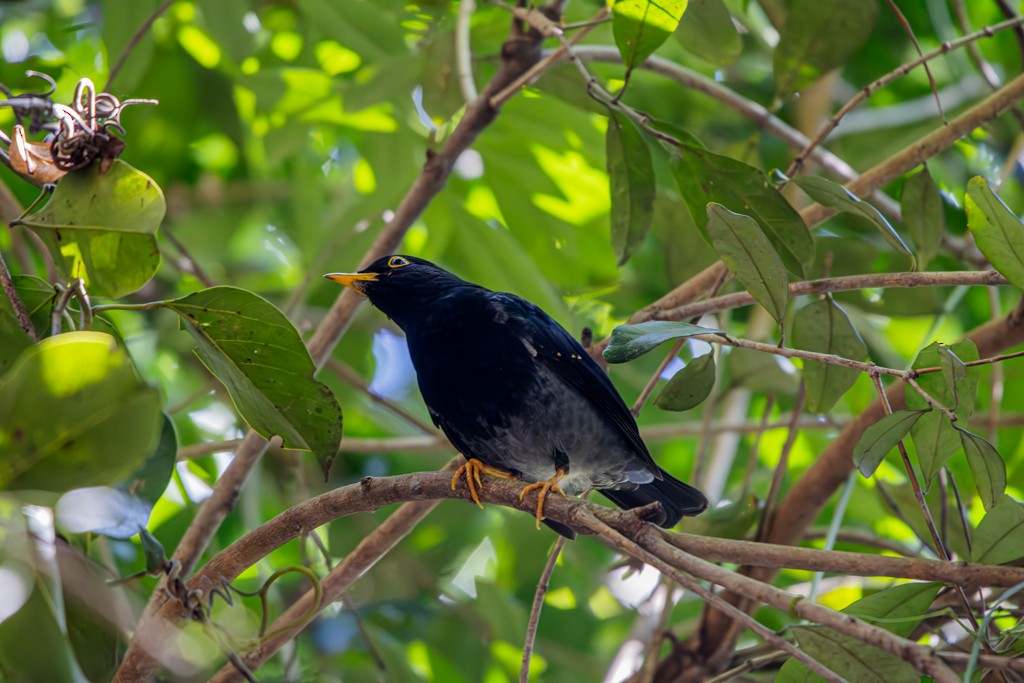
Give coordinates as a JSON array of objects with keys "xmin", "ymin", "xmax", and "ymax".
[{"xmin": 489, "ymin": 292, "xmax": 660, "ymax": 476}]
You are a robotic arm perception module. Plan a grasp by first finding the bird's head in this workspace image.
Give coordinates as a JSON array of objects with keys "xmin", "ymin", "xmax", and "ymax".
[{"xmin": 324, "ymin": 255, "xmax": 467, "ymax": 327}]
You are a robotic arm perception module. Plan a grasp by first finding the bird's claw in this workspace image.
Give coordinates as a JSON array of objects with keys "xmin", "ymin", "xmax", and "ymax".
[
  {"xmin": 451, "ymin": 458, "xmax": 514, "ymax": 509},
  {"xmin": 518, "ymin": 469, "xmax": 567, "ymax": 529}
]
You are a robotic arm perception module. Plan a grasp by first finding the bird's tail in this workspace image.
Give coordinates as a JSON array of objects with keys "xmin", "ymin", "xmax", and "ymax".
[{"xmin": 601, "ymin": 469, "xmax": 708, "ymax": 528}]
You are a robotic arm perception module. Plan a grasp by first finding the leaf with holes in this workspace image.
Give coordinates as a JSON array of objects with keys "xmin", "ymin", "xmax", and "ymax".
[
  {"xmin": 613, "ymin": 0, "xmax": 688, "ymax": 74},
  {"xmin": 16, "ymin": 160, "xmax": 164, "ymax": 298},
  {"xmin": 966, "ymin": 175, "xmax": 1024, "ymax": 290},
  {"xmin": 791, "ymin": 298, "xmax": 866, "ymax": 413},
  {"xmin": 655, "ymin": 352, "xmax": 715, "ymax": 411},
  {"xmin": 853, "ymin": 409, "xmax": 926, "ymax": 478},
  {"xmin": 603, "ymin": 320, "xmax": 722, "ymax": 364},
  {"xmin": 165, "ymin": 286, "xmax": 343, "ymax": 476},
  {"xmin": 706, "ymin": 204, "xmax": 788, "ymax": 324},
  {"xmin": 607, "ymin": 109, "xmax": 656, "ymax": 265},
  {"xmin": 792, "ymin": 175, "xmax": 915, "ymax": 270}
]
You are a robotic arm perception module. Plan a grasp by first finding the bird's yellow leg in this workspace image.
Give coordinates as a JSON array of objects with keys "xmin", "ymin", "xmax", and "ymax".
[
  {"xmin": 451, "ymin": 457, "xmax": 515, "ymax": 508},
  {"xmin": 518, "ymin": 469, "xmax": 567, "ymax": 529}
]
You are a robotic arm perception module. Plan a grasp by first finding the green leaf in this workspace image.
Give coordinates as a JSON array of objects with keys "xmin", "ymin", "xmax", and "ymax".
[
  {"xmin": 603, "ymin": 321, "xmax": 722, "ymax": 364},
  {"xmin": 972, "ymin": 494, "xmax": 1024, "ymax": 565},
  {"xmin": 910, "ymin": 410, "xmax": 959, "ymax": 485},
  {"xmin": 853, "ymin": 409, "xmax": 926, "ymax": 477},
  {"xmin": 791, "ymin": 298, "xmax": 866, "ymax": 412},
  {"xmin": 958, "ymin": 429, "xmax": 1007, "ymax": 512},
  {"xmin": 843, "ymin": 582, "xmax": 942, "ymax": 638},
  {"xmin": 606, "ymin": 110, "xmax": 656, "ymax": 265},
  {"xmin": 791, "ymin": 175, "xmax": 915, "ymax": 270},
  {"xmin": 937, "ymin": 345, "xmax": 967, "ymax": 412},
  {"xmin": 612, "ymin": 0, "xmax": 688, "ymax": 73},
  {"xmin": 791, "ymin": 625, "xmax": 917, "ymax": 683},
  {"xmin": 901, "ymin": 167, "xmax": 944, "ymax": 268},
  {"xmin": 727, "ymin": 348, "xmax": 800, "ymax": 395},
  {"xmin": 773, "ymin": 0, "xmax": 878, "ymax": 97},
  {"xmin": 119, "ymin": 413, "xmax": 178, "ymax": 509},
  {"xmin": 655, "ymin": 352, "xmax": 716, "ymax": 411},
  {"xmin": 0, "ymin": 331, "xmax": 162, "ymax": 493},
  {"xmin": 705, "ymin": 204, "xmax": 788, "ymax": 324},
  {"xmin": 676, "ymin": 0, "xmax": 741, "ymax": 64},
  {"xmin": 668, "ymin": 143, "xmax": 813, "ymax": 276},
  {"xmin": 966, "ymin": 175, "xmax": 1024, "ymax": 290},
  {"xmin": 16, "ymin": 161, "xmax": 165, "ymax": 299},
  {"xmin": 165, "ymin": 286, "xmax": 343, "ymax": 475}
]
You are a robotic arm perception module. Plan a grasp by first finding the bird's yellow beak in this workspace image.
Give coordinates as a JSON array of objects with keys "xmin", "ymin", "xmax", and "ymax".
[{"xmin": 324, "ymin": 271, "xmax": 378, "ymax": 295}]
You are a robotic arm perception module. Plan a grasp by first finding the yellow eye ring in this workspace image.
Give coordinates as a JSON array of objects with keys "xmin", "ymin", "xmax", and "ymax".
[{"xmin": 388, "ymin": 256, "xmax": 410, "ymax": 268}]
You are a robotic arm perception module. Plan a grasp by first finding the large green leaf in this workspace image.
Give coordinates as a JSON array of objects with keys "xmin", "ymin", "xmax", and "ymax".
[
  {"xmin": 603, "ymin": 321, "xmax": 722, "ymax": 364},
  {"xmin": 853, "ymin": 409, "xmax": 926, "ymax": 477},
  {"xmin": 792, "ymin": 175, "xmax": 915, "ymax": 270},
  {"xmin": 612, "ymin": 0, "xmax": 688, "ymax": 74},
  {"xmin": 972, "ymin": 495, "xmax": 1024, "ymax": 565},
  {"xmin": 15, "ymin": 161, "xmax": 164, "ymax": 299},
  {"xmin": 668, "ymin": 144, "xmax": 813, "ymax": 276},
  {"xmin": 791, "ymin": 298, "xmax": 866, "ymax": 413},
  {"xmin": 901, "ymin": 167, "xmax": 944, "ymax": 268},
  {"xmin": 165, "ymin": 287, "xmax": 343, "ymax": 475},
  {"xmin": 966, "ymin": 175, "xmax": 1024, "ymax": 290},
  {"xmin": 0, "ymin": 332, "xmax": 161, "ymax": 492},
  {"xmin": 676, "ymin": 0, "xmax": 741, "ymax": 65},
  {"xmin": 958, "ymin": 429, "xmax": 1007, "ymax": 512},
  {"xmin": 706, "ymin": 204, "xmax": 788, "ymax": 324},
  {"xmin": 843, "ymin": 582, "xmax": 942, "ymax": 638},
  {"xmin": 655, "ymin": 352, "xmax": 715, "ymax": 411},
  {"xmin": 790, "ymin": 626, "xmax": 916, "ymax": 683},
  {"xmin": 774, "ymin": 0, "xmax": 878, "ymax": 97},
  {"xmin": 606, "ymin": 110, "xmax": 656, "ymax": 265}
]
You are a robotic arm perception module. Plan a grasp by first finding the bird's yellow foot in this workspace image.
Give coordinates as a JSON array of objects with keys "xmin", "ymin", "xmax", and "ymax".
[
  {"xmin": 452, "ymin": 458, "xmax": 515, "ymax": 509},
  {"xmin": 519, "ymin": 469, "xmax": 567, "ymax": 529}
]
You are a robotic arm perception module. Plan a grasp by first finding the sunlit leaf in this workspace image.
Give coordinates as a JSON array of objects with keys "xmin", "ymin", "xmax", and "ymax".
[
  {"xmin": 972, "ymin": 495, "xmax": 1024, "ymax": 565},
  {"xmin": 603, "ymin": 321, "xmax": 722, "ymax": 364},
  {"xmin": 16, "ymin": 161, "xmax": 164, "ymax": 298},
  {"xmin": 901, "ymin": 167, "xmax": 944, "ymax": 268},
  {"xmin": 613, "ymin": 0, "xmax": 688, "ymax": 74},
  {"xmin": 958, "ymin": 429, "xmax": 1007, "ymax": 512},
  {"xmin": 676, "ymin": 0, "xmax": 741, "ymax": 64},
  {"xmin": 706, "ymin": 204, "xmax": 788, "ymax": 324},
  {"xmin": 791, "ymin": 298, "xmax": 866, "ymax": 412},
  {"xmin": 165, "ymin": 286, "xmax": 343, "ymax": 476},
  {"xmin": 668, "ymin": 143, "xmax": 813, "ymax": 275},
  {"xmin": 791, "ymin": 175, "xmax": 915, "ymax": 270},
  {"xmin": 0, "ymin": 331, "xmax": 162, "ymax": 492},
  {"xmin": 853, "ymin": 409, "xmax": 926, "ymax": 477},
  {"xmin": 606, "ymin": 110, "xmax": 656, "ymax": 265},
  {"xmin": 774, "ymin": 0, "xmax": 878, "ymax": 97},
  {"xmin": 655, "ymin": 352, "xmax": 715, "ymax": 411},
  {"xmin": 966, "ymin": 175, "xmax": 1024, "ymax": 290}
]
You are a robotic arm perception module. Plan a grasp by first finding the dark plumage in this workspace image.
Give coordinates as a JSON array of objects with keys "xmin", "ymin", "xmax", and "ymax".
[{"xmin": 326, "ymin": 255, "xmax": 707, "ymax": 538}]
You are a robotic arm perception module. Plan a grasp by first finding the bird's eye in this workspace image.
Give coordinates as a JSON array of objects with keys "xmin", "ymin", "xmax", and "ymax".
[{"xmin": 388, "ymin": 256, "xmax": 410, "ymax": 268}]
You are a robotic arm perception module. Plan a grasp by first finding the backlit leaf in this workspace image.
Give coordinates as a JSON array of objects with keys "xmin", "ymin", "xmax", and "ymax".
[
  {"xmin": 676, "ymin": 0, "xmax": 740, "ymax": 64},
  {"xmin": 966, "ymin": 175, "xmax": 1024, "ymax": 290},
  {"xmin": 613, "ymin": 0, "xmax": 688, "ymax": 73}
]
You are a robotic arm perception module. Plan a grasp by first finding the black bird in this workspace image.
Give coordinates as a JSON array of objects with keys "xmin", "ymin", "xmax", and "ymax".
[{"xmin": 326, "ymin": 255, "xmax": 707, "ymax": 538}]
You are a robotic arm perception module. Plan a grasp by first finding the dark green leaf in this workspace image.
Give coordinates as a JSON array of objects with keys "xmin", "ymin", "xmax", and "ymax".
[
  {"xmin": 606, "ymin": 110, "xmax": 656, "ymax": 265},
  {"xmin": 791, "ymin": 626, "xmax": 916, "ymax": 683},
  {"xmin": 911, "ymin": 410, "xmax": 959, "ymax": 485},
  {"xmin": 901, "ymin": 167, "xmax": 944, "ymax": 268},
  {"xmin": 791, "ymin": 298, "xmax": 867, "ymax": 412},
  {"xmin": 843, "ymin": 582, "xmax": 942, "ymax": 638},
  {"xmin": 706, "ymin": 204, "xmax": 788, "ymax": 324},
  {"xmin": 853, "ymin": 409, "xmax": 926, "ymax": 477},
  {"xmin": 603, "ymin": 321, "xmax": 722, "ymax": 364},
  {"xmin": 727, "ymin": 348, "xmax": 800, "ymax": 395},
  {"xmin": 668, "ymin": 144, "xmax": 813, "ymax": 275},
  {"xmin": 958, "ymin": 430, "xmax": 1007, "ymax": 512},
  {"xmin": 676, "ymin": 0, "xmax": 741, "ymax": 65},
  {"xmin": 774, "ymin": 0, "xmax": 879, "ymax": 97},
  {"xmin": 0, "ymin": 332, "xmax": 162, "ymax": 492},
  {"xmin": 165, "ymin": 286, "xmax": 343, "ymax": 475},
  {"xmin": 655, "ymin": 352, "xmax": 716, "ymax": 411},
  {"xmin": 139, "ymin": 527, "xmax": 167, "ymax": 575},
  {"xmin": 937, "ymin": 345, "xmax": 967, "ymax": 412},
  {"xmin": 791, "ymin": 175, "xmax": 915, "ymax": 269},
  {"xmin": 972, "ymin": 495, "xmax": 1024, "ymax": 565},
  {"xmin": 16, "ymin": 161, "xmax": 165, "ymax": 298},
  {"xmin": 966, "ymin": 175, "xmax": 1024, "ymax": 290},
  {"xmin": 612, "ymin": 0, "xmax": 688, "ymax": 73},
  {"xmin": 119, "ymin": 413, "xmax": 178, "ymax": 509}
]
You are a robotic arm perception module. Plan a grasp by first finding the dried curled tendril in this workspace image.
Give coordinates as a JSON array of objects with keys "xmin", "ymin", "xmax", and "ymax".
[{"xmin": 0, "ymin": 72, "xmax": 156, "ymax": 179}]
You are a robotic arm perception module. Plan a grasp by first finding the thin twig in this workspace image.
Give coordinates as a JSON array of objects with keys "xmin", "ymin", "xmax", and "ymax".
[
  {"xmin": 105, "ymin": 0, "xmax": 176, "ymax": 90},
  {"xmin": 519, "ymin": 536, "xmax": 566, "ymax": 683},
  {"xmin": 884, "ymin": 0, "xmax": 946, "ymax": 123},
  {"xmin": 325, "ymin": 357, "xmax": 441, "ymax": 436},
  {"xmin": 756, "ymin": 383, "xmax": 804, "ymax": 541}
]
